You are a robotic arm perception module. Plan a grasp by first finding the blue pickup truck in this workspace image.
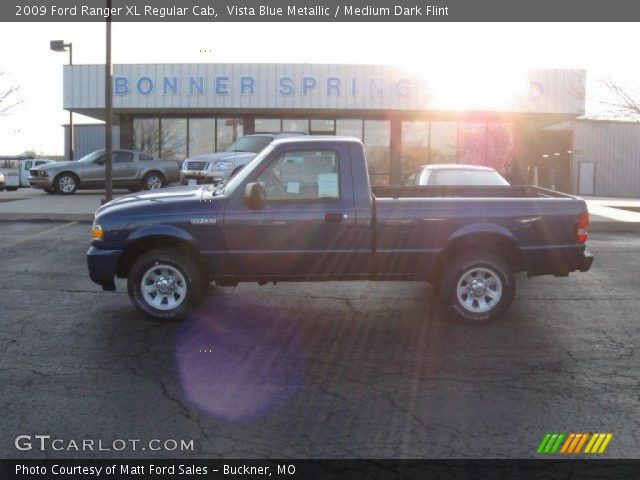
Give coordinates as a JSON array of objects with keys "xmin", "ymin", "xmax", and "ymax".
[{"xmin": 87, "ymin": 136, "xmax": 593, "ymax": 324}]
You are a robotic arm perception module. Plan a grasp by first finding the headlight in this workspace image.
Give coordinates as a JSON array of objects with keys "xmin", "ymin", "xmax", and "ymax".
[
  {"xmin": 210, "ymin": 161, "xmax": 233, "ymax": 171},
  {"xmin": 90, "ymin": 223, "xmax": 103, "ymax": 241}
]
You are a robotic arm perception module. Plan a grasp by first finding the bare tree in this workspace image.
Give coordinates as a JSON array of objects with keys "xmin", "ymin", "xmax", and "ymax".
[
  {"xmin": 0, "ymin": 71, "xmax": 21, "ymax": 116},
  {"xmin": 599, "ymin": 75, "xmax": 640, "ymax": 120}
]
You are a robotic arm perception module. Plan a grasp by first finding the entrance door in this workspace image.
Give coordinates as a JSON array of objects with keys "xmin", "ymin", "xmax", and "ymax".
[
  {"xmin": 223, "ymin": 143, "xmax": 356, "ymax": 279},
  {"xmin": 578, "ymin": 162, "xmax": 595, "ymax": 196}
]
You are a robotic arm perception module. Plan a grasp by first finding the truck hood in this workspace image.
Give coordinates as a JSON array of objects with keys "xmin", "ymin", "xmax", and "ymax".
[
  {"xmin": 185, "ymin": 151, "xmax": 256, "ymax": 163},
  {"xmin": 95, "ymin": 185, "xmax": 222, "ymax": 219}
]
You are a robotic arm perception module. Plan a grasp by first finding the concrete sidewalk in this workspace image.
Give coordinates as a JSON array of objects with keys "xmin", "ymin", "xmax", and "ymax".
[
  {"xmin": 0, "ymin": 189, "xmax": 127, "ymax": 222},
  {"xmin": 1, "ymin": 188, "xmax": 640, "ymax": 232}
]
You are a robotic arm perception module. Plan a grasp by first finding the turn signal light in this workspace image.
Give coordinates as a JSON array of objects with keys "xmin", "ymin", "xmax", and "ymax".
[
  {"xmin": 90, "ymin": 224, "xmax": 103, "ymax": 241},
  {"xmin": 575, "ymin": 211, "xmax": 589, "ymax": 243}
]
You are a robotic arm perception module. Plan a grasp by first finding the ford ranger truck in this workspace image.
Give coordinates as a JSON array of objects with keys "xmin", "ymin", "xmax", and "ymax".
[{"xmin": 87, "ymin": 137, "xmax": 593, "ymax": 324}]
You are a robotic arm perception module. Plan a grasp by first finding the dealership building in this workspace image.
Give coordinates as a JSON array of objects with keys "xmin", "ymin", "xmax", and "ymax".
[{"xmin": 63, "ymin": 63, "xmax": 586, "ymax": 186}]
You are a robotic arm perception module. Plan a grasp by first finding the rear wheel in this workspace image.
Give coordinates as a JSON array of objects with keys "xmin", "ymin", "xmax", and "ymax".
[
  {"xmin": 54, "ymin": 173, "xmax": 78, "ymax": 195},
  {"xmin": 440, "ymin": 252, "xmax": 515, "ymax": 324},
  {"xmin": 143, "ymin": 172, "xmax": 164, "ymax": 191},
  {"xmin": 127, "ymin": 248, "xmax": 203, "ymax": 320}
]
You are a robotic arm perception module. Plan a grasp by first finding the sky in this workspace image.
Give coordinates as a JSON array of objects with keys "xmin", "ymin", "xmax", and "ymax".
[{"xmin": 0, "ymin": 22, "xmax": 639, "ymax": 155}]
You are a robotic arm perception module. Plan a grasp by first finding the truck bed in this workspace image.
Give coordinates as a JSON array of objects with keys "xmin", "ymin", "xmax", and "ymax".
[{"xmin": 371, "ymin": 185, "xmax": 577, "ymax": 199}]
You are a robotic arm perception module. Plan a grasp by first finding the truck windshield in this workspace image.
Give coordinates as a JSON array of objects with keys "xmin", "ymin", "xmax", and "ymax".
[
  {"xmin": 225, "ymin": 136, "xmax": 272, "ymax": 153},
  {"xmin": 222, "ymin": 145, "xmax": 275, "ymax": 195}
]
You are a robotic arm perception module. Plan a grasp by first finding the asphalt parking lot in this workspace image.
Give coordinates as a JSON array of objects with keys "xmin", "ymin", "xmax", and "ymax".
[{"xmin": 1, "ymin": 221, "xmax": 639, "ymax": 458}]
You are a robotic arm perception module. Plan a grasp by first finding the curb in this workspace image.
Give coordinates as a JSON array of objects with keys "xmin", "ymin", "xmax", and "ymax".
[
  {"xmin": 590, "ymin": 222, "xmax": 640, "ymax": 234},
  {"xmin": 0, "ymin": 213, "xmax": 94, "ymax": 222}
]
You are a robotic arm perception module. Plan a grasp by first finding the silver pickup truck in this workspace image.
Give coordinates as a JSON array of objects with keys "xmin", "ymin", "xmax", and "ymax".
[
  {"xmin": 29, "ymin": 149, "xmax": 180, "ymax": 195},
  {"xmin": 181, "ymin": 133, "xmax": 306, "ymax": 186}
]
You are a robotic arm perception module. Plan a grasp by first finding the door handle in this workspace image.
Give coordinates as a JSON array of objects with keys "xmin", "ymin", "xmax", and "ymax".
[{"xmin": 325, "ymin": 212, "xmax": 347, "ymax": 223}]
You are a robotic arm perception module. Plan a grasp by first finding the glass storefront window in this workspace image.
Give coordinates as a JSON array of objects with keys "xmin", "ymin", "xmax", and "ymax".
[
  {"xmin": 282, "ymin": 119, "xmax": 309, "ymax": 134},
  {"xmin": 160, "ymin": 118, "xmax": 187, "ymax": 162},
  {"xmin": 216, "ymin": 118, "xmax": 244, "ymax": 152},
  {"xmin": 255, "ymin": 118, "xmax": 281, "ymax": 133},
  {"xmin": 487, "ymin": 122, "xmax": 516, "ymax": 175},
  {"xmin": 336, "ymin": 119, "xmax": 363, "ymax": 139},
  {"xmin": 457, "ymin": 121, "xmax": 487, "ymax": 167},
  {"xmin": 133, "ymin": 118, "xmax": 160, "ymax": 157},
  {"xmin": 401, "ymin": 121, "xmax": 429, "ymax": 178},
  {"xmin": 364, "ymin": 120, "xmax": 390, "ymax": 185},
  {"xmin": 430, "ymin": 121, "xmax": 458, "ymax": 164},
  {"xmin": 310, "ymin": 119, "xmax": 335, "ymax": 133},
  {"xmin": 188, "ymin": 118, "xmax": 215, "ymax": 156}
]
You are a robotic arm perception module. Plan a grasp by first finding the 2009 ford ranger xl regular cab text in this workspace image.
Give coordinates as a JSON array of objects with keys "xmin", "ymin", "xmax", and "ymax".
[{"xmin": 87, "ymin": 137, "xmax": 593, "ymax": 323}]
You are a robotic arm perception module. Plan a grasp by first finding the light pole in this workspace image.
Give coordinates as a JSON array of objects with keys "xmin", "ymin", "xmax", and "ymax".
[
  {"xmin": 50, "ymin": 40, "xmax": 74, "ymax": 160},
  {"xmin": 104, "ymin": 0, "xmax": 113, "ymax": 203}
]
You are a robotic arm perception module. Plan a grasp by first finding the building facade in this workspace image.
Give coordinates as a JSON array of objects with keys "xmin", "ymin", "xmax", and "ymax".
[{"xmin": 63, "ymin": 63, "xmax": 585, "ymax": 185}]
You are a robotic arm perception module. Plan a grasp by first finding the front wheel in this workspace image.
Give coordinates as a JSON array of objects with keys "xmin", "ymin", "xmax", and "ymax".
[
  {"xmin": 440, "ymin": 252, "xmax": 515, "ymax": 324},
  {"xmin": 55, "ymin": 174, "xmax": 78, "ymax": 195},
  {"xmin": 127, "ymin": 248, "xmax": 204, "ymax": 320},
  {"xmin": 143, "ymin": 172, "xmax": 164, "ymax": 191}
]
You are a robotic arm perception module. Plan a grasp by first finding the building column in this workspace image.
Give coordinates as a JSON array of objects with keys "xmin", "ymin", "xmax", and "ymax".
[
  {"xmin": 119, "ymin": 115, "xmax": 134, "ymax": 150},
  {"xmin": 389, "ymin": 117, "xmax": 402, "ymax": 185},
  {"xmin": 244, "ymin": 117, "xmax": 255, "ymax": 135},
  {"xmin": 512, "ymin": 120, "xmax": 530, "ymax": 185}
]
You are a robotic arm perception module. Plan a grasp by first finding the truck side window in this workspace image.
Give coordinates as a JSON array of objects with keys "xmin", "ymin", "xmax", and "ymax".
[
  {"xmin": 24, "ymin": 161, "xmax": 33, "ymax": 170},
  {"xmin": 257, "ymin": 150, "xmax": 340, "ymax": 201},
  {"xmin": 139, "ymin": 154, "xmax": 154, "ymax": 161}
]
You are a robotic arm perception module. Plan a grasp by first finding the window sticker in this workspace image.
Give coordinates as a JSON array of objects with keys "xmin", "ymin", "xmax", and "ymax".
[
  {"xmin": 286, "ymin": 181, "xmax": 300, "ymax": 194},
  {"xmin": 317, "ymin": 173, "xmax": 339, "ymax": 198}
]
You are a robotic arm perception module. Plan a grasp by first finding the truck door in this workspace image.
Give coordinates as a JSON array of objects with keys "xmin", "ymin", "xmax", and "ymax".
[
  {"xmin": 22, "ymin": 160, "xmax": 33, "ymax": 187},
  {"xmin": 223, "ymin": 143, "xmax": 357, "ymax": 278}
]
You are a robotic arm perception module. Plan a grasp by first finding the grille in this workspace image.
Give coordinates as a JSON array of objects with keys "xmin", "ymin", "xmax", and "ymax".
[{"xmin": 185, "ymin": 161, "xmax": 207, "ymax": 171}]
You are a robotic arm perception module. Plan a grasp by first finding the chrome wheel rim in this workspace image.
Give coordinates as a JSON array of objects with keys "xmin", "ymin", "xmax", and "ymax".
[
  {"xmin": 58, "ymin": 176, "xmax": 75, "ymax": 193},
  {"xmin": 146, "ymin": 175, "xmax": 162, "ymax": 190},
  {"xmin": 140, "ymin": 264, "xmax": 187, "ymax": 311},
  {"xmin": 456, "ymin": 267, "xmax": 503, "ymax": 313}
]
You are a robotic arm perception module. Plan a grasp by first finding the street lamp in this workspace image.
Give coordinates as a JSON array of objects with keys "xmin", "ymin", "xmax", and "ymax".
[{"xmin": 50, "ymin": 40, "xmax": 74, "ymax": 160}]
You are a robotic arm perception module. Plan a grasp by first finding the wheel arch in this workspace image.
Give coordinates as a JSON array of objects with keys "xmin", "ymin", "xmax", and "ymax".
[
  {"xmin": 431, "ymin": 226, "xmax": 524, "ymax": 282},
  {"xmin": 116, "ymin": 230, "xmax": 211, "ymax": 281}
]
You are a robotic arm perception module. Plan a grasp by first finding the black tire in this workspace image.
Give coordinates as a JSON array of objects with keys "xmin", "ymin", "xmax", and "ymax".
[
  {"xmin": 5, "ymin": 187, "xmax": 18, "ymax": 192},
  {"xmin": 440, "ymin": 252, "xmax": 515, "ymax": 324},
  {"xmin": 142, "ymin": 172, "xmax": 164, "ymax": 191},
  {"xmin": 54, "ymin": 173, "xmax": 78, "ymax": 195},
  {"xmin": 127, "ymin": 248, "xmax": 204, "ymax": 321}
]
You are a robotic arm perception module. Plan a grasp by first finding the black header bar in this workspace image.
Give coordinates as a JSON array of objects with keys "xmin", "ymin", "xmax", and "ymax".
[{"xmin": 4, "ymin": 0, "xmax": 640, "ymax": 22}]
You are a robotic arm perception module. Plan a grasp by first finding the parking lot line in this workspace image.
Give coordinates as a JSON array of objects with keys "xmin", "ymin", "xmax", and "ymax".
[{"xmin": 0, "ymin": 221, "xmax": 78, "ymax": 250}]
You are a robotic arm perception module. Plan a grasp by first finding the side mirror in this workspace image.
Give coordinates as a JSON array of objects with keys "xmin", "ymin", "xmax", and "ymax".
[{"xmin": 243, "ymin": 182, "xmax": 266, "ymax": 210}]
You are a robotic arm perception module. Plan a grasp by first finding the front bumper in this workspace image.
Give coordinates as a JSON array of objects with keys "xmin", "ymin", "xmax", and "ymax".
[
  {"xmin": 29, "ymin": 176, "xmax": 53, "ymax": 189},
  {"xmin": 87, "ymin": 246, "xmax": 123, "ymax": 291}
]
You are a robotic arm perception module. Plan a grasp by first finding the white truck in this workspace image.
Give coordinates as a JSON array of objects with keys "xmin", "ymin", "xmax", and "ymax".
[{"xmin": 0, "ymin": 158, "xmax": 55, "ymax": 191}]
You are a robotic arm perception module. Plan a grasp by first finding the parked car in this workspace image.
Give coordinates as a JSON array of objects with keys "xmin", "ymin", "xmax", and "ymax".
[
  {"xmin": 88, "ymin": 137, "xmax": 592, "ymax": 323},
  {"xmin": 0, "ymin": 172, "xmax": 5, "ymax": 191},
  {"xmin": 181, "ymin": 132, "xmax": 306, "ymax": 186},
  {"xmin": 405, "ymin": 164, "xmax": 510, "ymax": 186},
  {"xmin": 29, "ymin": 149, "xmax": 180, "ymax": 195},
  {"xmin": 0, "ymin": 158, "xmax": 55, "ymax": 191}
]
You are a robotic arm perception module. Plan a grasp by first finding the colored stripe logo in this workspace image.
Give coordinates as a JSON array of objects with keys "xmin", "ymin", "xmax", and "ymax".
[{"xmin": 537, "ymin": 433, "xmax": 613, "ymax": 454}]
